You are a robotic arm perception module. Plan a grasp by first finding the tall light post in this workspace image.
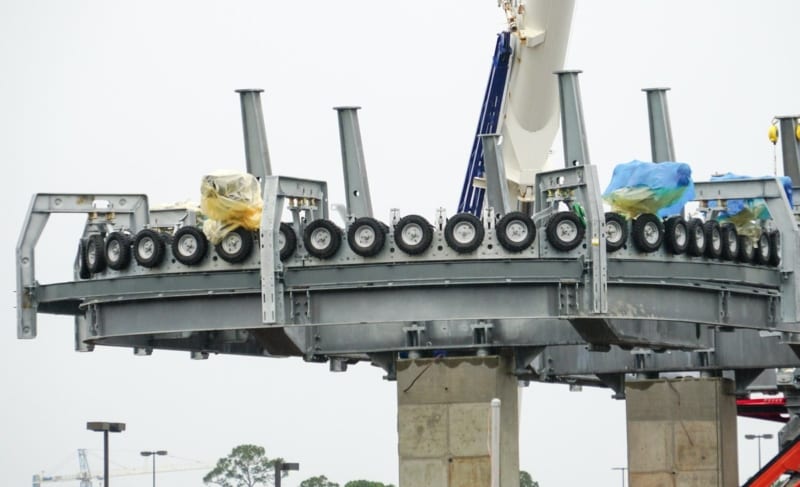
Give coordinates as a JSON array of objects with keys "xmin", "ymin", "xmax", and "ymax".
[
  {"xmin": 140, "ymin": 450, "xmax": 167, "ymax": 487},
  {"xmin": 745, "ymin": 433, "xmax": 774, "ymax": 469},
  {"xmin": 274, "ymin": 461, "xmax": 299, "ymax": 487},
  {"xmin": 86, "ymin": 422, "xmax": 126, "ymax": 487},
  {"xmin": 611, "ymin": 466, "xmax": 628, "ymax": 487}
]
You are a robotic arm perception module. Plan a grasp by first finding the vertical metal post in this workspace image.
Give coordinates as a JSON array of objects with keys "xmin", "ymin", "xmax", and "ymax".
[
  {"xmin": 643, "ymin": 88, "xmax": 676, "ymax": 162},
  {"xmin": 480, "ymin": 134, "xmax": 512, "ymax": 214},
  {"xmin": 490, "ymin": 398, "xmax": 501, "ymax": 487},
  {"xmin": 777, "ymin": 116, "xmax": 800, "ymax": 193},
  {"xmin": 334, "ymin": 107, "xmax": 373, "ymax": 219},
  {"xmin": 274, "ymin": 463, "xmax": 281, "ymax": 487},
  {"xmin": 555, "ymin": 70, "xmax": 591, "ymax": 167},
  {"xmin": 103, "ymin": 431, "xmax": 109, "ymax": 487},
  {"xmin": 236, "ymin": 89, "xmax": 272, "ymax": 187}
]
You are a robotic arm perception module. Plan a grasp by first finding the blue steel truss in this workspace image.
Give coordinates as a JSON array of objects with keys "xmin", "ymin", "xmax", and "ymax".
[{"xmin": 458, "ymin": 31, "xmax": 513, "ymax": 215}]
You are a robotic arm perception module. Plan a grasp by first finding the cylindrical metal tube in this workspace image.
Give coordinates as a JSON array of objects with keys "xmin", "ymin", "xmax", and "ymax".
[{"xmin": 490, "ymin": 398, "xmax": 501, "ymax": 487}]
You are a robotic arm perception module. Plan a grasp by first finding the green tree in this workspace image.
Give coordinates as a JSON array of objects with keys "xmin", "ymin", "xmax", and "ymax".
[
  {"xmin": 203, "ymin": 444, "xmax": 285, "ymax": 487},
  {"xmin": 520, "ymin": 470, "xmax": 540, "ymax": 487},
  {"xmin": 343, "ymin": 481, "xmax": 395, "ymax": 487},
  {"xmin": 300, "ymin": 475, "xmax": 340, "ymax": 487}
]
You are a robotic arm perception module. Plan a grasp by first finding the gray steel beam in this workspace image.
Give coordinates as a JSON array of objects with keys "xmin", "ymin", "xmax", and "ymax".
[
  {"xmin": 777, "ymin": 116, "xmax": 800, "ymax": 196},
  {"xmin": 643, "ymin": 88, "xmax": 676, "ymax": 162},
  {"xmin": 535, "ymin": 328, "xmax": 800, "ymax": 377},
  {"xmin": 236, "ymin": 89, "xmax": 272, "ymax": 185},
  {"xmin": 335, "ymin": 107, "xmax": 373, "ymax": 219},
  {"xmin": 480, "ymin": 134, "xmax": 512, "ymax": 214},
  {"xmin": 555, "ymin": 70, "xmax": 590, "ymax": 167}
]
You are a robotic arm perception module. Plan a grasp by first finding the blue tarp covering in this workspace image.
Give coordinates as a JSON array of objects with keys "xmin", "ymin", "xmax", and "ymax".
[
  {"xmin": 708, "ymin": 173, "xmax": 793, "ymax": 237},
  {"xmin": 709, "ymin": 173, "xmax": 793, "ymax": 219},
  {"xmin": 602, "ymin": 160, "xmax": 695, "ymax": 218}
]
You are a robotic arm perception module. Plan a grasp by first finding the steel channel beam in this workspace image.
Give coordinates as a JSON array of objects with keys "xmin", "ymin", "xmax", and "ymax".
[{"xmin": 536, "ymin": 328, "xmax": 800, "ymax": 377}]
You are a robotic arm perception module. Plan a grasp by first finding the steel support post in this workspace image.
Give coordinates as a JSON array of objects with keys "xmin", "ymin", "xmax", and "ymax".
[
  {"xmin": 777, "ymin": 116, "xmax": 800, "ymax": 192},
  {"xmin": 555, "ymin": 70, "xmax": 590, "ymax": 167},
  {"xmin": 335, "ymin": 106, "xmax": 373, "ymax": 219},
  {"xmin": 480, "ymin": 134, "xmax": 512, "ymax": 214},
  {"xmin": 236, "ymin": 89, "xmax": 272, "ymax": 186},
  {"xmin": 643, "ymin": 88, "xmax": 676, "ymax": 162}
]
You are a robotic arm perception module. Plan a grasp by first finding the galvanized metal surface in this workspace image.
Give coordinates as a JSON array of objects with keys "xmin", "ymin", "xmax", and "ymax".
[{"xmin": 642, "ymin": 88, "xmax": 676, "ymax": 163}]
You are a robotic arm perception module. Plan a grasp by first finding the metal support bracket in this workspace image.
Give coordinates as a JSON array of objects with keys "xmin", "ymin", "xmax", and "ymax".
[
  {"xmin": 16, "ymin": 194, "xmax": 149, "ymax": 339},
  {"xmin": 260, "ymin": 176, "xmax": 328, "ymax": 325}
]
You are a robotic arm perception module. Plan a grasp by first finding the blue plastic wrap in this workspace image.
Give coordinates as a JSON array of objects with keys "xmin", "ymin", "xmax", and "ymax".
[
  {"xmin": 709, "ymin": 173, "xmax": 793, "ymax": 236},
  {"xmin": 602, "ymin": 160, "xmax": 695, "ymax": 218}
]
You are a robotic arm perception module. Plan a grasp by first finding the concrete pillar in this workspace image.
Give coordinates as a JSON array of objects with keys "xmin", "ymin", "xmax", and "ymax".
[
  {"xmin": 396, "ymin": 356, "xmax": 519, "ymax": 487},
  {"xmin": 626, "ymin": 377, "xmax": 739, "ymax": 487}
]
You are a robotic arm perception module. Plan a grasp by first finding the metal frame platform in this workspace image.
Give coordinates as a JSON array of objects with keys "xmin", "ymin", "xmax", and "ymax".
[{"xmin": 15, "ymin": 74, "xmax": 800, "ymax": 401}]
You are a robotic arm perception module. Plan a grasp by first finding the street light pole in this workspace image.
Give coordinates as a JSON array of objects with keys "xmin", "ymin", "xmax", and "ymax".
[
  {"xmin": 274, "ymin": 461, "xmax": 299, "ymax": 487},
  {"xmin": 745, "ymin": 433, "xmax": 774, "ymax": 469},
  {"xmin": 140, "ymin": 450, "xmax": 168, "ymax": 487},
  {"xmin": 611, "ymin": 466, "xmax": 628, "ymax": 487},
  {"xmin": 86, "ymin": 422, "xmax": 126, "ymax": 487}
]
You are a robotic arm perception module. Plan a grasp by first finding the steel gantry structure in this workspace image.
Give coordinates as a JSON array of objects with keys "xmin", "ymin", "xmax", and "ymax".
[{"xmin": 16, "ymin": 75, "xmax": 800, "ymax": 397}]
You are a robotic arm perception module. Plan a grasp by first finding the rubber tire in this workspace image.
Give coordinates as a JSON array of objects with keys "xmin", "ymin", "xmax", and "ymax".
[
  {"xmin": 279, "ymin": 222, "xmax": 297, "ymax": 261},
  {"xmin": 133, "ymin": 229, "xmax": 167, "ymax": 268},
  {"xmin": 546, "ymin": 212, "xmax": 586, "ymax": 252},
  {"xmin": 303, "ymin": 219, "xmax": 342, "ymax": 259},
  {"xmin": 686, "ymin": 218, "xmax": 706, "ymax": 257},
  {"xmin": 719, "ymin": 224, "xmax": 738, "ymax": 262},
  {"xmin": 738, "ymin": 235, "xmax": 755, "ymax": 263},
  {"xmin": 393, "ymin": 214, "xmax": 433, "ymax": 255},
  {"xmin": 215, "ymin": 227, "xmax": 255, "ymax": 263},
  {"xmin": 631, "ymin": 213, "xmax": 663, "ymax": 253},
  {"xmin": 604, "ymin": 212, "xmax": 628, "ymax": 253},
  {"xmin": 703, "ymin": 221, "xmax": 722, "ymax": 259},
  {"xmin": 444, "ymin": 213, "xmax": 485, "ymax": 253},
  {"xmin": 171, "ymin": 226, "xmax": 208, "ymax": 265},
  {"xmin": 85, "ymin": 234, "xmax": 107, "ymax": 274},
  {"xmin": 347, "ymin": 217, "xmax": 387, "ymax": 257},
  {"xmin": 664, "ymin": 216, "xmax": 688, "ymax": 255},
  {"xmin": 768, "ymin": 231, "xmax": 781, "ymax": 267},
  {"xmin": 495, "ymin": 211, "xmax": 536, "ymax": 252},
  {"xmin": 76, "ymin": 239, "xmax": 90, "ymax": 279},
  {"xmin": 105, "ymin": 232, "xmax": 132, "ymax": 270},
  {"xmin": 755, "ymin": 232, "xmax": 771, "ymax": 266}
]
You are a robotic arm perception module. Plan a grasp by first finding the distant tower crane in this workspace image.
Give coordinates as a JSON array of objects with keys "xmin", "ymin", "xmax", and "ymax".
[
  {"xmin": 32, "ymin": 449, "xmax": 99, "ymax": 487},
  {"xmin": 32, "ymin": 449, "xmax": 214, "ymax": 487}
]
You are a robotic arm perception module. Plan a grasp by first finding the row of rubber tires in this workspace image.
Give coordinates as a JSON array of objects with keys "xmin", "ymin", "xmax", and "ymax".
[
  {"xmin": 607, "ymin": 212, "xmax": 780, "ymax": 266},
  {"xmin": 79, "ymin": 226, "xmax": 256, "ymax": 277},
  {"xmin": 78, "ymin": 210, "xmax": 780, "ymax": 277},
  {"xmin": 78, "ymin": 211, "xmax": 584, "ymax": 276},
  {"xmin": 299, "ymin": 211, "xmax": 585, "ymax": 259}
]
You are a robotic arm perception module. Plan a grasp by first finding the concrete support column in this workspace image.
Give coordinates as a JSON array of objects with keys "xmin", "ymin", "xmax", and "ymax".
[
  {"xmin": 626, "ymin": 377, "xmax": 739, "ymax": 487},
  {"xmin": 397, "ymin": 356, "xmax": 519, "ymax": 487}
]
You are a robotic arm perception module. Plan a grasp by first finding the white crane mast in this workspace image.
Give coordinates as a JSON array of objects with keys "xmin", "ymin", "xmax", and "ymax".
[{"xmin": 497, "ymin": 0, "xmax": 574, "ymax": 201}]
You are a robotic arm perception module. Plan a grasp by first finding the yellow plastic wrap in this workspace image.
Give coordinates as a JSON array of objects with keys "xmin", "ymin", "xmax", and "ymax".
[
  {"xmin": 718, "ymin": 211, "xmax": 763, "ymax": 240},
  {"xmin": 200, "ymin": 172, "xmax": 263, "ymax": 244},
  {"xmin": 603, "ymin": 186, "xmax": 687, "ymax": 219}
]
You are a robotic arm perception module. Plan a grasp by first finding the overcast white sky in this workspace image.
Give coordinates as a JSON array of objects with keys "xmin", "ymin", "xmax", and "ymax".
[{"xmin": 3, "ymin": 1, "xmax": 799, "ymax": 486}]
